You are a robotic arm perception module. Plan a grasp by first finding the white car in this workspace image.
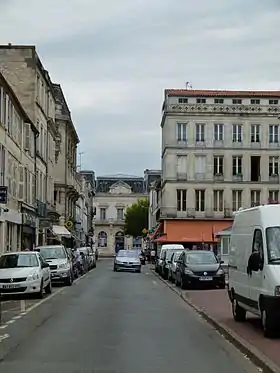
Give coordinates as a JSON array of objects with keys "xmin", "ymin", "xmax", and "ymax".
[{"xmin": 0, "ymin": 251, "xmax": 52, "ymax": 298}]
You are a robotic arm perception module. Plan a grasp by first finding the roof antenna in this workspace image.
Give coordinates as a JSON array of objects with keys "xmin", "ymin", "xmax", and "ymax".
[{"xmin": 186, "ymin": 81, "xmax": 192, "ymax": 89}]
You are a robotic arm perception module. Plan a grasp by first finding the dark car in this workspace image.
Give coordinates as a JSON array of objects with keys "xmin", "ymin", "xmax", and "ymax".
[{"xmin": 175, "ymin": 250, "xmax": 225, "ymax": 289}]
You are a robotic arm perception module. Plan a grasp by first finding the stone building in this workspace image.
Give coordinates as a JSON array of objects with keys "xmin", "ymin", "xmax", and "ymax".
[
  {"xmin": 156, "ymin": 88, "xmax": 280, "ymax": 248},
  {"xmin": 0, "ymin": 71, "xmax": 38, "ymax": 252},
  {"xmin": 94, "ymin": 174, "xmax": 146, "ymax": 255},
  {"xmin": 0, "ymin": 44, "xmax": 57, "ymax": 245}
]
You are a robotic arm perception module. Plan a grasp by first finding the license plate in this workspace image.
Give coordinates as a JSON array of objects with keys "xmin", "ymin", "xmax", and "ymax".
[
  {"xmin": 199, "ymin": 276, "xmax": 213, "ymax": 281},
  {"xmin": 1, "ymin": 284, "xmax": 21, "ymax": 289}
]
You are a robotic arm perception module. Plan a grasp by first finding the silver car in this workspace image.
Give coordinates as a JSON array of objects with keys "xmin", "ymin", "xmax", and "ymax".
[{"xmin": 113, "ymin": 250, "xmax": 141, "ymax": 273}]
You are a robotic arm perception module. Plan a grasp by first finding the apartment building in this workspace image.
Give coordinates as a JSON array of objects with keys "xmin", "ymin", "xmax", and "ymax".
[
  {"xmin": 0, "ymin": 45, "xmax": 57, "ymax": 245},
  {"xmin": 0, "ymin": 72, "xmax": 38, "ymax": 253},
  {"xmin": 51, "ymin": 83, "xmax": 80, "ymax": 243},
  {"xmin": 156, "ymin": 89, "xmax": 280, "ymax": 248},
  {"xmin": 95, "ymin": 174, "xmax": 146, "ymax": 255}
]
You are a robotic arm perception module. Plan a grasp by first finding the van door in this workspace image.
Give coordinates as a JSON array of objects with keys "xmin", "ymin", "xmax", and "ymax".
[{"xmin": 249, "ymin": 228, "xmax": 264, "ymax": 313}]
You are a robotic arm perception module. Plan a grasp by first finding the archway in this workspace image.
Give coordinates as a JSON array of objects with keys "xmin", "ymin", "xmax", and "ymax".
[
  {"xmin": 97, "ymin": 231, "xmax": 107, "ymax": 248},
  {"xmin": 115, "ymin": 231, "xmax": 124, "ymax": 253}
]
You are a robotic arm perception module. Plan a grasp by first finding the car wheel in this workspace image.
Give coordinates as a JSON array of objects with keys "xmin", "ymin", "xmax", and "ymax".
[
  {"xmin": 66, "ymin": 274, "xmax": 73, "ymax": 286},
  {"xmin": 45, "ymin": 280, "xmax": 52, "ymax": 294},
  {"xmin": 232, "ymin": 298, "xmax": 246, "ymax": 322},
  {"xmin": 35, "ymin": 280, "xmax": 44, "ymax": 299},
  {"xmin": 261, "ymin": 309, "xmax": 276, "ymax": 338},
  {"xmin": 113, "ymin": 266, "xmax": 117, "ymax": 272}
]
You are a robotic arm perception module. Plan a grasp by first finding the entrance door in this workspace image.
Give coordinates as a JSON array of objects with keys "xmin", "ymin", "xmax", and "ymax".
[{"xmin": 115, "ymin": 231, "xmax": 124, "ymax": 253}]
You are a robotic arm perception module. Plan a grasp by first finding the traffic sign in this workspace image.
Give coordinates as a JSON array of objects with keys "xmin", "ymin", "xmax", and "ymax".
[{"xmin": 0, "ymin": 186, "xmax": 8, "ymax": 204}]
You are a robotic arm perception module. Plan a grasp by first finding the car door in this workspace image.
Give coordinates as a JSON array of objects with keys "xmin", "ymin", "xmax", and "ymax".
[
  {"xmin": 249, "ymin": 228, "xmax": 265, "ymax": 311},
  {"xmin": 38, "ymin": 254, "xmax": 48, "ymax": 283},
  {"xmin": 176, "ymin": 252, "xmax": 184, "ymax": 281}
]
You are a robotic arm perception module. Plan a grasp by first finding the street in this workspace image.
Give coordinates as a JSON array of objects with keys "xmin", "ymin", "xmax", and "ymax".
[{"xmin": 0, "ymin": 260, "xmax": 258, "ymax": 373}]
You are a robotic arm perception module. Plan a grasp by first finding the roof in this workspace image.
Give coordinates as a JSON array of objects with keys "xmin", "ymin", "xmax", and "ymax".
[
  {"xmin": 165, "ymin": 89, "xmax": 280, "ymax": 98},
  {"xmin": 97, "ymin": 173, "xmax": 142, "ymax": 179}
]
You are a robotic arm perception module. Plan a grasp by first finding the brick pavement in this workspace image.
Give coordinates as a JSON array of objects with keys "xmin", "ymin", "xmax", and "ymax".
[{"xmin": 184, "ymin": 289, "xmax": 280, "ymax": 369}]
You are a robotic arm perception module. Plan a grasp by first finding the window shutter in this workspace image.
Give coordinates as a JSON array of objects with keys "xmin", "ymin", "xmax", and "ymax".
[
  {"xmin": 18, "ymin": 165, "xmax": 24, "ymax": 200},
  {"xmin": 24, "ymin": 123, "xmax": 31, "ymax": 150}
]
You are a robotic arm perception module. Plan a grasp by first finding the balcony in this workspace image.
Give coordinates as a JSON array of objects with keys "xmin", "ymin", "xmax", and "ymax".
[
  {"xmin": 159, "ymin": 207, "xmax": 233, "ymax": 220},
  {"xmin": 224, "ymin": 208, "xmax": 233, "ymax": 218},
  {"xmin": 232, "ymin": 174, "xmax": 243, "ymax": 182},
  {"xmin": 94, "ymin": 217, "xmax": 125, "ymax": 226},
  {"xmin": 269, "ymin": 174, "xmax": 279, "ymax": 183},
  {"xmin": 213, "ymin": 173, "xmax": 224, "ymax": 182}
]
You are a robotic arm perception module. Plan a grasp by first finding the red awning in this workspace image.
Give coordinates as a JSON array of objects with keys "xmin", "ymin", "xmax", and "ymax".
[{"xmin": 150, "ymin": 222, "xmax": 163, "ymax": 241}]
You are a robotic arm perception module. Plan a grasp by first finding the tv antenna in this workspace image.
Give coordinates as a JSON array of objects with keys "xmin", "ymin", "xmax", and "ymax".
[{"xmin": 186, "ymin": 81, "xmax": 192, "ymax": 89}]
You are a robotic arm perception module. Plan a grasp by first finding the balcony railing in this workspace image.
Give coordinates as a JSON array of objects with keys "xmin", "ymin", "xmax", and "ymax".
[{"xmin": 159, "ymin": 207, "xmax": 233, "ymax": 219}]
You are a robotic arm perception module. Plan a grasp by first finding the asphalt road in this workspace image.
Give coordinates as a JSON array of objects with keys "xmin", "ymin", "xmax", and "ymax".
[{"xmin": 0, "ymin": 260, "xmax": 258, "ymax": 373}]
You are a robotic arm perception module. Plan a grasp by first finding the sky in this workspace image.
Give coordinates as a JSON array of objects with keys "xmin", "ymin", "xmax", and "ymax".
[{"xmin": 1, "ymin": 0, "xmax": 280, "ymax": 177}]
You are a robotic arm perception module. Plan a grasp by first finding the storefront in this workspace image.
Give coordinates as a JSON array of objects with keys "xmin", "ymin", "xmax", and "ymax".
[{"xmin": 21, "ymin": 206, "xmax": 37, "ymax": 250}]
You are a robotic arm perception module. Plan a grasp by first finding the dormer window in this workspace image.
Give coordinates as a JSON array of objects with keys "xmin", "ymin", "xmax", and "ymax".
[
  {"xmin": 251, "ymin": 99, "xmax": 260, "ymax": 104},
  {"xmin": 214, "ymin": 98, "xmax": 224, "ymax": 104},
  {"xmin": 178, "ymin": 98, "xmax": 188, "ymax": 104},
  {"xmin": 269, "ymin": 99, "xmax": 278, "ymax": 105},
  {"xmin": 232, "ymin": 99, "xmax": 242, "ymax": 104},
  {"xmin": 196, "ymin": 98, "xmax": 206, "ymax": 104}
]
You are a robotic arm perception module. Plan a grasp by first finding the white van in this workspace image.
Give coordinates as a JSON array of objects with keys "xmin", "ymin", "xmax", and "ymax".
[
  {"xmin": 156, "ymin": 244, "xmax": 184, "ymax": 276},
  {"xmin": 228, "ymin": 204, "xmax": 280, "ymax": 337}
]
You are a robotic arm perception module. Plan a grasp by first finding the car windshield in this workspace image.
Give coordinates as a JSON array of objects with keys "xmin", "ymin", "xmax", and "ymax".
[
  {"xmin": 173, "ymin": 252, "xmax": 183, "ymax": 262},
  {"xmin": 117, "ymin": 250, "xmax": 137, "ymax": 258},
  {"xmin": 186, "ymin": 252, "xmax": 218, "ymax": 265},
  {"xmin": 266, "ymin": 227, "xmax": 280, "ymax": 262},
  {"xmin": 0, "ymin": 253, "xmax": 39, "ymax": 268},
  {"xmin": 38, "ymin": 247, "xmax": 66, "ymax": 260},
  {"xmin": 166, "ymin": 249, "xmax": 181, "ymax": 260}
]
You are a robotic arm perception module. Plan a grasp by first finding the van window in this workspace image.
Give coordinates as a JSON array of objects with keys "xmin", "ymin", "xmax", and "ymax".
[
  {"xmin": 252, "ymin": 229, "xmax": 264, "ymax": 261},
  {"xmin": 266, "ymin": 226, "xmax": 280, "ymax": 262}
]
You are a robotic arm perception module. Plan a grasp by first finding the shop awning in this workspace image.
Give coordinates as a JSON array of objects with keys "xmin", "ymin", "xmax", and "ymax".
[
  {"xmin": 155, "ymin": 220, "xmax": 232, "ymax": 243},
  {"xmin": 52, "ymin": 225, "xmax": 71, "ymax": 237},
  {"xmin": 150, "ymin": 222, "xmax": 163, "ymax": 241}
]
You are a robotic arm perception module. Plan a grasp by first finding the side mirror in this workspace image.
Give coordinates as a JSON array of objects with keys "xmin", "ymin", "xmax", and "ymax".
[
  {"xmin": 247, "ymin": 251, "xmax": 262, "ymax": 274},
  {"xmin": 42, "ymin": 262, "xmax": 49, "ymax": 268}
]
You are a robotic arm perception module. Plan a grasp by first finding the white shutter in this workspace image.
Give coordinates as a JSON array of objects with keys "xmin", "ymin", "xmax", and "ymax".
[
  {"xmin": 177, "ymin": 155, "xmax": 187, "ymax": 173},
  {"xmin": 5, "ymin": 94, "xmax": 9, "ymax": 129},
  {"xmin": 24, "ymin": 123, "xmax": 31, "ymax": 150},
  {"xmin": 195, "ymin": 156, "xmax": 206, "ymax": 174},
  {"xmin": 18, "ymin": 165, "xmax": 24, "ymax": 200},
  {"xmin": 0, "ymin": 87, "xmax": 4, "ymax": 125}
]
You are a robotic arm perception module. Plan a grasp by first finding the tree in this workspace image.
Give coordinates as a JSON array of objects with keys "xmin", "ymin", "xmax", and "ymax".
[{"xmin": 124, "ymin": 198, "xmax": 149, "ymax": 238}]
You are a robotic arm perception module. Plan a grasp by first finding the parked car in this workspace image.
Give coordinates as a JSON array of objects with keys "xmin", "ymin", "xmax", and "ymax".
[
  {"xmin": 113, "ymin": 250, "xmax": 141, "ymax": 273},
  {"xmin": 66, "ymin": 248, "xmax": 79, "ymax": 278},
  {"xmin": 0, "ymin": 251, "xmax": 52, "ymax": 298},
  {"xmin": 77, "ymin": 247, "xmax": 91, "ymax": 271},
  {"xmin": 88, "ymin": 247, "xmax": 97, "ymax": 269},
  {"xmin": 228, "ymin": 204, "xmax": 280, "ymax": 338},
  {"xmin": 36, "ymin": 245, "xmax": 73, "ymax": 286},
  {"xmin": 160, "ymin": 248, "xmax": 184, "ymax": 280},
  {"xmin": 168, "ymin": 251, "xmax": 183, "ymax": 282},
  {"xmin": 175, "ymin": 250, "xmax": 225, "ymax": 289},
  {"xmin": 157, "ymin": 244, "xmax": 185, "ymax": 277}
]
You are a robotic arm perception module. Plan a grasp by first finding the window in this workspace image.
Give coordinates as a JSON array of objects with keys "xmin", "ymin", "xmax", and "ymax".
[
  {"xmin": 214, "ymin": 123, "xmax": 224, "ymax": 141},
  {"xmin": 177, "ymin": 123, "xmax": 187, "ymax": 141},
  {"xmin": 213, "ymin": 156, "xmax": 223, "ymax": 175},
  {"xmin": 177, "ymin": 189, "xmax": 187, "ymax": 211},
  {"xmin": 222, "ymin": 237, "xmax": 230, "ymax": 255},
  {"xmin": 117, "ymin": 208, "xmax": 124, "ymax": 220},
  {"xmin": 178, "ymin": 98, "xmax": 188, "ymax": 104},
  {"xmin": 214, "ymin": 98, "xmax": 224, "ymax": 104},
  {"xmin": 232, "ymin": 190, "xmax": 242, "ymax": 211},
  {"xmin": 232, "ymin": 99, "xmax": 242, "ymax": 104},
  {"xmin": 213, "ymin": 190, "xmax": 223, "ymax": 212},
  {"xmin": 269, "ymin": 125, "xmax": 279, "ymax": 143},
  {"xmin": 196, "ymin": 123, "xmax": 205, "ymax": 142},
  {"xmin": 269, "ymin": 156, "xmax": 279, "ymax": 176},
  {"xmin": 195, "ymin": 190, "xmax": 205, "ymax": 212},
  {"xmin": 195, "ymin": 155, "xmax": 206, "ymax": 176},
  {"xmin": 196, "ymin": 98, "xmax": 206, "ymax": 104},
  {"xmin": 232, "ymin": 124, "xmax": 242, "ymax": 142},
  {"xmin": 269, "ymin": 99, "xmax": 278, "ymax": 105},
  {"xmin": 232, "ymin": 156, "xmax": 242, "ymax": 176},
  {"xmin": 252, "ymin": 230, "xmax": 264, "ymax": 267},
  {"xmin": 100, "ymin": 208, "xmax": 106, "ymax": 220},
  {"xmin": 268, "ymin": 190, "xmax": 279, "ymax": 204},
  {"xmin": 251, "ymin": 124, "xmax": 260, "ymax": 143},
  {"xmin": 251, "ymin": 99, "xmax": 260, "ymax": 105},
  {"xmin": 251, "ymin": 190, "xmax": 261, "ymax": 207},
  {"xmin": 176, "ymin": 155, "xmax": 187, "ymax": 175}
]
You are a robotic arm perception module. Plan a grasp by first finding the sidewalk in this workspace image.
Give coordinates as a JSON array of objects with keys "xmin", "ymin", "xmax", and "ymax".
[{"xmin": 184, "ymin": 289, "xmax": 280, "ymax": 370}]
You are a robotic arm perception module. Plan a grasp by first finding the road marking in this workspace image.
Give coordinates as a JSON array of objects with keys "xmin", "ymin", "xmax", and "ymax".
[
  {"xmin": 25, "ymin": 287, "xmax": 65, "ymax": 314},
  {"xmin": 0, "ymin": 333, "xmax": 9, "ymax": 342},
  {"xmin": 0, "ymin": 325, "xmax": 7, "ymax": 329},
  {"xmin": 5, "ymin": 319, "xmax": 15, "ymax": 325},
  {"xmin": 12, "ymin": 315, "xmax": 22, "ymax": 320}
]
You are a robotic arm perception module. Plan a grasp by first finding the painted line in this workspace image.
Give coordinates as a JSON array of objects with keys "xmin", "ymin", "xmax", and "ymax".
[
  {"xmin": 5, "ymin": 319, "xmax": 15, "ymax": 325},
  {"xmin": 0, "ymin": 333, "xmax": 9, "ymax": 342},
  {"xmin": 0, "ymin": 325, "xmax": 7, "ymax": 329},
  {"xmin": 12, "ymin": 315, "xmax": 22, "ymax": 320}
]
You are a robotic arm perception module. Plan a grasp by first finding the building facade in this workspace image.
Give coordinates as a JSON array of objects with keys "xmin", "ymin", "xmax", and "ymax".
[
  {"xmin": 95, "ymin": 174, "xmax": 146, "ymax": 255},
  {"xmin": 52, "ymin": 83, "xmax": 80, "ymax": 243},
  {"xmin": 157, "ymin": 89, "xmax": 280, "ymax": 248},
  {"xmin": 0, "ymin": 72, "xmax": 38, "ymax": 253},
  {"xmin": 0, "ymin": 44, "xmax": 57, "ymax": 246}
]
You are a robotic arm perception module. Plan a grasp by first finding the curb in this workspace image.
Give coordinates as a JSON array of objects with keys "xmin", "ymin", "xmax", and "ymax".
[{"xmin": 152, "ymin": 269, "xmax": 280, "ymax": 373}]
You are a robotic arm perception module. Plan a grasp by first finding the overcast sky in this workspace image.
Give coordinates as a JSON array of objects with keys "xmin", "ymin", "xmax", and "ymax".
[{"xmin": 1, "ymin": 0, "xmax": 280, "ymax": 176}]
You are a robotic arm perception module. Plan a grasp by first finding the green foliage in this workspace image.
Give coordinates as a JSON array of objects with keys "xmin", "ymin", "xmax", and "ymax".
[{"xmin": 124, "ymin": 198, "xmax": 149, "ymax": 237}]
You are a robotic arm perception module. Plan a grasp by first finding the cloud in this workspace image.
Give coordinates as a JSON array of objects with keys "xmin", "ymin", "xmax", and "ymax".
[{"xmin": 1, "ymin": 0, "xmax": 280, "ymax": 175}]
